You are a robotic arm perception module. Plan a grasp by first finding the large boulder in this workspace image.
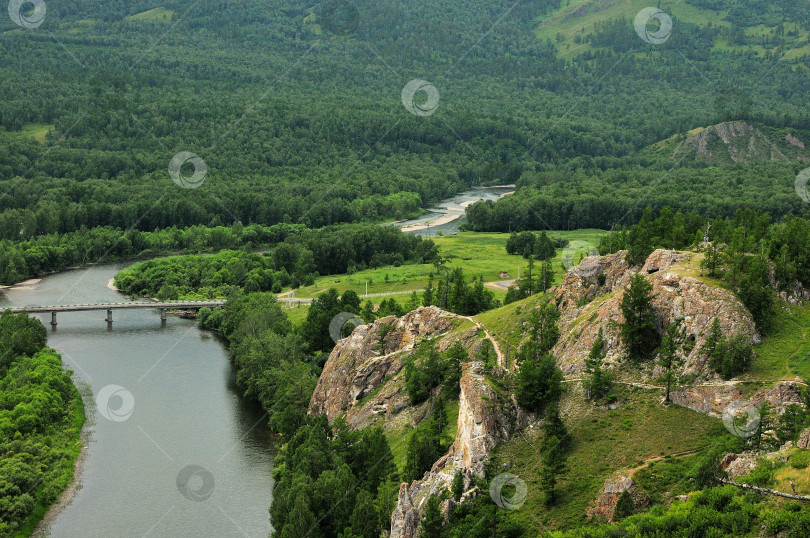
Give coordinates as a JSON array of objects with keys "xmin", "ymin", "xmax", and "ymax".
[{"xmin": 586, "ymin": 475, "xmax": 651, "ymax": 523}]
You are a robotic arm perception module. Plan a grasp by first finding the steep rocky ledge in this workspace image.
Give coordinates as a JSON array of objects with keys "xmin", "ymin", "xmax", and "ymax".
[
  {"xmin": 552, "ymin": 249, "xmax": 757, "ymax": 380},
  {"xmin": 390, "ymin": 362, "xmax": 528, "ymax": 538},
  {"xmin": 307, "ymin": 306, "xmax": 526, "ymax": 538}
]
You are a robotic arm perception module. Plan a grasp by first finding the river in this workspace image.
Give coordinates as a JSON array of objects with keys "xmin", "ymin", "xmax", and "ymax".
[
  {"xmin": 0, "ymin": 263, "xmax": 275, "ymax": 537},
  {"xmin": 393, "ymin": 185, "xmax": 514, "ymax": 236}
]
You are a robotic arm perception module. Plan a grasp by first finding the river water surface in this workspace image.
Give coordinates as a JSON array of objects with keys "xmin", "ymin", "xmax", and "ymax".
[{"xmin": 0, "ymin": 264, "xmax": 274, "ymax": 537}]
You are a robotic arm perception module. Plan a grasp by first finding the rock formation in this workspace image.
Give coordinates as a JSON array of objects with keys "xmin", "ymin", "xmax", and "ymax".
[
  {"xmin": 552, "ymin": 249, "xmax": 757, "ymax": 379},
  {"xmin": 586, "ymin": 475, "xmax": 651, "ymax": 522}
]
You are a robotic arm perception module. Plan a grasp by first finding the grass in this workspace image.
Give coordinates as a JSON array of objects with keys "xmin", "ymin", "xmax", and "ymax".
[
  {"xmin": 535, "ymin": 0, "xmax": 809, "ymax": 61},
  {"xmin": 287, "ymin": 230, "xmax": 605, "ymax": 302},
  {"xmin": 746, "ymin": 303, "xmax": 810, "ymax": 382},
  {"xmin": 492, "ymin": 385, "xmax": 729, "ymax": 531},
  {"xmin": 1, "ymin": 123, "xmax": 54, "ymax": 142},
  {"xmin": 125, "ymin": 7, "xmax": 174, "ymax": 23}
]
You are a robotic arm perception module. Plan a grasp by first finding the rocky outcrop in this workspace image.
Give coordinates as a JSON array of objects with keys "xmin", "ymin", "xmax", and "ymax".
[
  {"xmin": 390, "ymin": 362, "xmax": 528, "ymax": 538},
  {"xmin": 309, "ymin": 306, "xmax": 456, "ymax": 425},
  {"xmin": 675, "ymin": 121, "xmax": 791, "ymax": 164},
  {"xmin": 586, "ymin": 475, "xmax": 650, "ymax": 522},
  {"xmin": 552, "ymin": 249, "xmax": 757, "ymax": 379},
  {"xmin": 671, "ymin": 382, "xmax": 803, "ymax": 419},
  {"xmin": 798, "ymin": 427, "xmax": 810, "ymax": 449},
  {"xmin": 720, "ymin": 451, "xmax": 760, "ymax": 478}
]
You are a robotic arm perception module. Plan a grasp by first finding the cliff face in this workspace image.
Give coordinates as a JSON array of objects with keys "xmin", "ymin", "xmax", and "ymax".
[
  {"xmin": 552, "ymin": 249, "xmax": 758, "ymax": 380},
  {"xmin": 309, "ymin": 306, "xmax": 457, "ymax": 428},
  {"xmin": 308, "ymin": 306, "xmax": 527, "ymax": 538},
  {"xmin": 390, "ymin": 362, "xmax": 528, "ymax": 538}
]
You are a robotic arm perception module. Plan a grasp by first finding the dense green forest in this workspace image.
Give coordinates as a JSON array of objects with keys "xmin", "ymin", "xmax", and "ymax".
[
  {"xmin": 2, "ymin": 0, "xmax": 810, "ymax": 245},
  {"xmin": 0, "ymin": 311, "xmax": 84, "ymax": 536}
]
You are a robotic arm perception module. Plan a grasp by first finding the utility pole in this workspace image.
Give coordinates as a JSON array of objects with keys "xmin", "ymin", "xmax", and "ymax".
[{"xmin": 365, "ymin": 281, "xmax": 368, "ymax": 297}]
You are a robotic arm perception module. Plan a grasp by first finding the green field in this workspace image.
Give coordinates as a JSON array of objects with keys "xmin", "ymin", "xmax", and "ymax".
[
  {"xmin": 288, "ymin": 229, "xmax": 606, "ymax": 301},
  {"xmin": 535, "ymin": 0, "xmax": 809, "ymax": 60},
  {"xmin": 1, "ymin": 123, "xmax": 54, "ymax": 142},
  {"xmin": 125, "ymin": 7, "xmax": 174, "ymax": 23},
  {"xmin": 746, "ymin": 303, "xmax": 810, "ymax": 381}
]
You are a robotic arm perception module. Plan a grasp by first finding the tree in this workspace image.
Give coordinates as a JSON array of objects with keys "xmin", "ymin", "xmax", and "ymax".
[
  {"xmin": 583, "ymin": 327, "xmax": 613, "ymax": 401},
  {"xmin": 613, "ymin": 490, "xmax": 635, "ymax": 521},
  {"xmin": 537, "ymin": 259, "xmax": 555, "ymax": 293},
  {"xmin": 423, "ymin": 274, "xmax": 435, "ymax": 306},
  {"xmin": 620, "ymin": 274, "xmax": 659, "ymax": 362},
  {"xmin": 516, "ymin": 352, "xmax": 563, "ymax": 414},
  {"xmin": 540, "ymin": 434, "xmax": 567, "ymax": 505},
  {"xmin": 419, "ymin": 495, "xmax": 444, "ymax": 537},
  {"xmin": 658, "ymin": 323, "xmax": 683, "ymax": 403}
]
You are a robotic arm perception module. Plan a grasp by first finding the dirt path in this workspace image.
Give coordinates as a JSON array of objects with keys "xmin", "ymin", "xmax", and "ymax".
[
  {"xmin": 623, "ymin": 447, "xmax": 704, "ymax": 478},
  {"xmin": 459, "ymin": 315, "xmax": 506, "ymax": 368}
]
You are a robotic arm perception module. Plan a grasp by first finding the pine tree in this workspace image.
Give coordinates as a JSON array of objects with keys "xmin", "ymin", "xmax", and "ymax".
[
  {"xmin": 620, "ymin": 274, "xmax": 659, "ymax": 362},
  {"xmin": 537, "ymin": 259, "xmax": 554, "ymax": 292},
  {"xmin": 423, "ymin": 274, "xmax": 435, "ymax": 306},
  {"xmin": 540, "ymin": 434, "xmax": 567, "ymax": 505},
  {"xmin": 613, "ymin": 490, "xmax": 635, "ymax": 521},
  {"xmin": 658, "ymin": 323, "xmax": 683, "ymax": 403},
  {"xmin": 583, "ymin": 327, "xmax": 612, "ymax": 401},
  {"xmin": 418, "ymin": 495, "xmax": 444, "ymax": 537}
]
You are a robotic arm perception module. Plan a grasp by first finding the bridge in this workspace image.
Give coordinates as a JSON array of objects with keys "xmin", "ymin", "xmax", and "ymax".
[{"xmin": 8, "ymin": 300, "xmax": 226, "ymax": 326}]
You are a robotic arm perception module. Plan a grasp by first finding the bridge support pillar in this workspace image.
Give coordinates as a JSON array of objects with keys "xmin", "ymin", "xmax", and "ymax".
[
  {"xmin": 106, "ymin": 309, "xmax": 113, "ymax": 324},
  {"xmin": 160, "ymin": 309, "xmax": 167, "ymax": 321},
  {"xmin": 51, "ymin": 312, "xmax": 57, "ymax": 327}
]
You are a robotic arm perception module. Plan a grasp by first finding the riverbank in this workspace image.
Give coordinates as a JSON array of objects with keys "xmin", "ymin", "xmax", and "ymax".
[
  {"xmin": 30, "ymin": 394, "xmax": 89, "ymax": 537},
  {"xmin": 15, "ymin": 374, "xmax": 87, "ymax": 537}
]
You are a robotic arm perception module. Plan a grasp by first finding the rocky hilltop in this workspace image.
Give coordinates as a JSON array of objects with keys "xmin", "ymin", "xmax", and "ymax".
[
  {"xmin": 308, "ymin": 249, "xmax": 798, "ymax": 536},
  {"xmin": 553, "ymin": 249, "xmax": 757, "ymax": 379},
  {"xmin": 666, "ymin": 121, "xmax": 808, "ymax": 164}
]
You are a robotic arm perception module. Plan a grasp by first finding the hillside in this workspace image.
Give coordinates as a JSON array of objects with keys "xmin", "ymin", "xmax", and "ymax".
[
  {"xmin": 647, "ymin": 121, "xmax": 810, "ymax": 165},
  {"xmin": 309, "ymin": 247, "xmax": 810, "ymax": 536}
]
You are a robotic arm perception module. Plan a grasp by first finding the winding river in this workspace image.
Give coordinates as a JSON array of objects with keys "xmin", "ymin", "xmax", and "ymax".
[
  {"xmin": 0, "ymin": 264, "xmax": 274, "ymax": 537},
  {"xmin": 394, "ymin": 185, "xmax": 514, "ymax": 235}
]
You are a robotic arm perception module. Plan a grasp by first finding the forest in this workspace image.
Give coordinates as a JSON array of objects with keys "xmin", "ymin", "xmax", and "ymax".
[
  {"xmin": 0, "ymin": 312, "xmax": 84, "ymax": 536},
  {"xmin": 3, "ymin": 0, "xmax": 810, "ymax": 535}
]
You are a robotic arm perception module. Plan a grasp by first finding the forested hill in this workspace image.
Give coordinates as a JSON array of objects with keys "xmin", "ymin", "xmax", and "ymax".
[{"xmin": 1, "ymin": 0, "xmax": 809, "ymax": 238}]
